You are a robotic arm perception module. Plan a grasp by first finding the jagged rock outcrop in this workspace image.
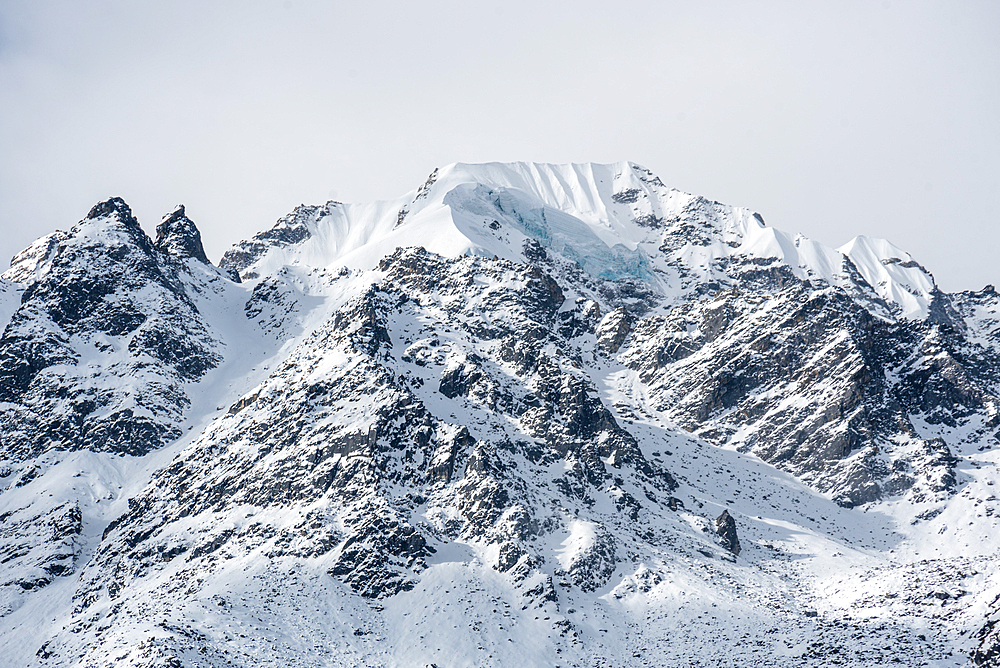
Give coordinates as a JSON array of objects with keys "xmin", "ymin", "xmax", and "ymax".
[
  {"xmin": 714, "ymin": 509, "xmax": 740, "ymax": 556},
  {"xmin": 596, "ymin": 307, "xmax": 632, "ymax": 354},
  {"xmin": 31, "ymin": 245, "xmax": 686, "ymax": 665},
  {"xmin": 616, "ymin": 264, "xmax": 995, "ymax": 507},
  {"xmin": 0, "ymin": 501, "xmax": 81, "ymax": 614}
]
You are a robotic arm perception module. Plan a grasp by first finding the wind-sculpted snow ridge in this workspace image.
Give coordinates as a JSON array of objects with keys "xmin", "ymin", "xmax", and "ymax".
[
  {"xmin": 220, "ymin": 161, "xmax": 934, "ymax": 319},
  {"xmin": 3, "ymin": 163, "xmax": 1000, "ymax": 667}
]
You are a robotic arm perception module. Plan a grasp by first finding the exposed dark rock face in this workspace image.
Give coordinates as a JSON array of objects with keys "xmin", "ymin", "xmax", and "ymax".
[
  {"xmin": 0, "ymin": 198, "xmax": 232, "ymax": 620},
  {"xmin": 714, "ymin": 509, "xmax": 740, "ymax": 556},
  {"xmin": 615, "ymin": 264, "xmax": 996, "ymax": 507},
  {"xmin": 562, "ymin": 524, "xmax": 617, "ymax": 591},
  {"xmin": 438, "ymin": 356, "xmax": 483, "ymax": 399},
  {"xmin": 596, "ymin": 307, "xmax": 633, "ymax": 355},
  {"xmin": 0, "ymin": 501, "xmax": 82, "ymax": 615}
]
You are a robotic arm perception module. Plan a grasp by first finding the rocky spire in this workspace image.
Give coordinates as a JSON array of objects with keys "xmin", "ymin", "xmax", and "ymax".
[{"xmin": 154, "ymin": 205, "xmax": 211, "ymax": 264}]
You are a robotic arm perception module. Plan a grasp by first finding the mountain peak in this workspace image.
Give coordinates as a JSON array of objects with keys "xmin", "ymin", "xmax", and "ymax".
[
  {"xmin": 85, "ymin": 196, "xmax": 138, "ymax": 226},
  {"xmin": 154, "ymin": 204, "xmax": 211, "ymax": 264}
]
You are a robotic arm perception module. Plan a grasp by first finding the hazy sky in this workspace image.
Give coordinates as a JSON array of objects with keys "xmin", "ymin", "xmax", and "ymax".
[{"xmin": 1, "ymin": 1, "xmax": 997, "ymax": 292}]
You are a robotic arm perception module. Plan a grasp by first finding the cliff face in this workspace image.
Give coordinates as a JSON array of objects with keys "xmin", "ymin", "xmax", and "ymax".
[{"xmin": 2, "ymin": 163, "xmax": 999, "ymax": 667}]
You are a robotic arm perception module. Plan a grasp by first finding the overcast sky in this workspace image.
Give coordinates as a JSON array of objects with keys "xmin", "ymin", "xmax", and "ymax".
[{"xmin": 1, "ymin": 1, "xmax": 997, "ymax": 292}]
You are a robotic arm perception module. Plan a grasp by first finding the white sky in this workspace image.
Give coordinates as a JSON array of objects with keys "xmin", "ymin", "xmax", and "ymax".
[{"xmin": 1, "ymin": 0, "xmax": 997, "ymax": 292}]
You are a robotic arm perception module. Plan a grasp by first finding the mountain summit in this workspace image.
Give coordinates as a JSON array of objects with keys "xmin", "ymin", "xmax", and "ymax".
[{"xmin": 2, "ymin": 163, "xmax": 999, "ymax": 667}]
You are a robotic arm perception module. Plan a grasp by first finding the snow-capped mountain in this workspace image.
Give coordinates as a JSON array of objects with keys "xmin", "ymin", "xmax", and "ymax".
[{"xmin": 2, "ymin": 162, "xmax": 999, "ymax": 667}]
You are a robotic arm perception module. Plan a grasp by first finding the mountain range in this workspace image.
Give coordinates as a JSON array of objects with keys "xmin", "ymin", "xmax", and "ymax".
[{"xmin": 1, "ymin": 161, "xmax": 999, "ymax": 667}]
